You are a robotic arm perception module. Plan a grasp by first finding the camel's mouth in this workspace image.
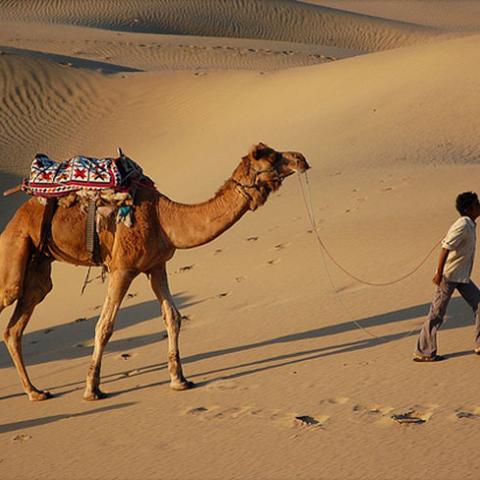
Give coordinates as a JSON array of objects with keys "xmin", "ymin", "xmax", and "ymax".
[{"xmin": 282, "ymin": 152, "xmax": 310, "ymax": 175}]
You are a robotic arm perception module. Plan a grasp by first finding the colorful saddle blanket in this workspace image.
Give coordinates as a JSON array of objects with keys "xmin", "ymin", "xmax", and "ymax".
[{"xmin": 22, "ymin": 154, "xmax": 144, "ymax": 197}]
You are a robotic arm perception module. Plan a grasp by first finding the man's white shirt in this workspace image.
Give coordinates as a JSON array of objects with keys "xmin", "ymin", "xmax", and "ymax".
[{"xmin": 441, "ymin": 216, "xmax": 477, "ymax": 283}]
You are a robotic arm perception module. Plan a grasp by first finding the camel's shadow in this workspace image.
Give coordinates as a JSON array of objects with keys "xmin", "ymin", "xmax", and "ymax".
[
  {"xmin": 0, "ymin": 292, "xmax": 196, "ymax": 369},
  {"xmin": 0, "ymin": 294, "xmax": 475, "ymax": 378}
]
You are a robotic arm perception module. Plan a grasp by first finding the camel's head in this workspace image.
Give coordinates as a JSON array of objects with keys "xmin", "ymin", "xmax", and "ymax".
[{"xmin": 234, "ymin": 143, "xmax": 310, "ymax": 210}]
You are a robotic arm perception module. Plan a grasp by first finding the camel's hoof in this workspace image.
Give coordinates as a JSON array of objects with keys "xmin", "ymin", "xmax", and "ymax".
[
  {"xmin": 83, "ymin": 389, "xmax": 109, "ymax": 401},
  {"xmin": 170, "ymin": 380, "xmax": 195, "ymax": 391},
  {"xmin": 28, "ymin": 390, "xmax": 53, "ymax": 402}
]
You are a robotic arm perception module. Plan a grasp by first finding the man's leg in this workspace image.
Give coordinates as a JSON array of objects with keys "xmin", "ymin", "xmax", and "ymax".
[
  {"xmin": 415, "ymin": 279, "xmax": 456, "ymax": 358},
  {"xmin": 456, "ymin": 280, "xmax": 480, "ymax": 352}
]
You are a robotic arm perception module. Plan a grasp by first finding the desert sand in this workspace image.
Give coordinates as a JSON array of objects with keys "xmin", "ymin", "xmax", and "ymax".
[{"xmin": 1, "ymin": 1, "xmax": 480, "ymax": 479}]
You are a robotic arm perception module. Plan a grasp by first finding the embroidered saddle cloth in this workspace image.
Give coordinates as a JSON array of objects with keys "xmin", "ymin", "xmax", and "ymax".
[{"xmin": 22, "ymin": 153, "xmax": 144, "ymax": 197}]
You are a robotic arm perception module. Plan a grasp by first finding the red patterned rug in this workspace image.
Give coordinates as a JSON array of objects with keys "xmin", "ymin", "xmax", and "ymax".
[{"xmin": 22, "ymin": 154, "xmax": 143, "ymax": 197}]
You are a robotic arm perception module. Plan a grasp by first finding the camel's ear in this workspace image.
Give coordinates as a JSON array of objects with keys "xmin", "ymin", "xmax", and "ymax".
[{"xmin": 250, "ymin": 142, "xmax": 269, "ymax": 160}]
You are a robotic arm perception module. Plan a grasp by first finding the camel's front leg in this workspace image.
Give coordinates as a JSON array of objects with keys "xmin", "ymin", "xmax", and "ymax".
[
  {"xmin": 149, "ymin": 265, "xmax": 194, "ymax": 391},
  {"xmin": 84, "ymin": 269, "xmax": 135, "ymax": 400}
]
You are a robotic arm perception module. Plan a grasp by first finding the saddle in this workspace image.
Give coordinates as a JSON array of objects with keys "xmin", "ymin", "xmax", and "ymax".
[
  {"xmin": 13, "ymin": 149, "xmax": 153, "ymax": 265},
  {"xmin": 22, "ymin": 152, "xmax": 143, "ymax": 197}
]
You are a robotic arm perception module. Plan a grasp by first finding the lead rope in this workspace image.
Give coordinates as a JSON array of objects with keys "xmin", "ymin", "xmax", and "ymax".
[{"xmin": 298, "ymin": 171, "xmax": 440, "ymax": 340}]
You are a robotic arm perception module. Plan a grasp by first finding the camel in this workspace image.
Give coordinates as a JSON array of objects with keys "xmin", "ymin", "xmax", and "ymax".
[{"xmin": 0, "ymin": 143, "xmax": 309, "ymax": 401}]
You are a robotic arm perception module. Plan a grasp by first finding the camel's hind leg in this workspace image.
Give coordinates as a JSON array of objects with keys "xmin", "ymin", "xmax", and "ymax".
[
  {"xmin": 149, "ymin": 264, "xmax": 193, "ymax": 391},
  {"xmin": 3, "ymin": 254, "xmax": 53, "ymax": 401}
]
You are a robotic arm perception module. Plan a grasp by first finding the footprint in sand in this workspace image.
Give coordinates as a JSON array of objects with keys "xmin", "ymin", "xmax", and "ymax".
[
  {"xmin": 185, "ymin": 406, "xmax": 209, "ymax": 416},
  {"xmin": 213, "ymin": 249, "xmax": 223, "ymax": 255},
  {"xmin": 216, "ymin": 292, "xmax": 231, "ymax": 299},
  {"xmin": 320, "ymin": 396, "xmax": 350, "ymax": 406},
  {"xmin": 455, "ymin": 407, "xmax": 480, "ymax": 420},
  {"xmin": 293, "ymin": 413, "xmax": 330, "ymax": 430},
  {"xmin": 206, "ymin": 379, "xmax": 239, "ymax": 391},
  {"xmin": 273, "ymin": 242, "xmax": 291, "ymax": 250},
  {"xmin": 266, "ymin": 259, "xmax": 281, "ymax": 266},
  {"xmin": 11, "ymin": 434, "xmax": 32, "ymax": 444},
  {"xmin": 246, "ymin": 236, "xmax": 259, "ymax": 242},
  {"xmin": 388, "ymin": 404, "xmax": 438, "ymax": 425},
  {"xmin": 116, "ymin": 352, "xmax": 138, "ymax": 361},
  {"xmin": 235, "ymin": 276, "xmax": 246, "ymax": 283},
  {"xmin": 352, "ymin": 403, "xmax": 396, "ymax": 425},
  {"xmin": 177, "ymin": 265, "xmax": 194, "ymax": 273}
]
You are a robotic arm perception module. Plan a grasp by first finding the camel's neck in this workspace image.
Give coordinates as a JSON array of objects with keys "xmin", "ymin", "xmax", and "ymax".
[{"xmin": 158, "ymin": 179, "xmax": 250, "ymax": 249}]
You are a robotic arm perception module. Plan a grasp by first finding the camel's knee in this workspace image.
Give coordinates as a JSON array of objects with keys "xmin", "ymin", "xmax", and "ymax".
[
  {"xmin": 3, "ymin": 322, "xmax": 21, "ymax": 345},
  {"xmin": 0, "ymin": 284, "xmax": 22, "ymax": 308},
  {"xmin": 163, "ymin": 306, "xmax": 182, "ymax": 330}
]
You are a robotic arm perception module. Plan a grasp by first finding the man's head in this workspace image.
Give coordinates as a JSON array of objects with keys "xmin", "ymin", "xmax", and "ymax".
[{"xmin": 456, "ymin": 191, "xmax": 480, "ymax": 218}]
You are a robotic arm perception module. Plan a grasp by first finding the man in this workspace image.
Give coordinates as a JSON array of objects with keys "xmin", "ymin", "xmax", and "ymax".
[{"xmin": 414, "ymin": 191, "xmax": 480, "ymax": 362}]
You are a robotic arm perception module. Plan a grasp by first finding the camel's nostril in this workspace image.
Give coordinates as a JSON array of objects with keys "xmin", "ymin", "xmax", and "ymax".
[{"xmin": 297, "ymin": 159, "xmax": 310, "ymax": 172}]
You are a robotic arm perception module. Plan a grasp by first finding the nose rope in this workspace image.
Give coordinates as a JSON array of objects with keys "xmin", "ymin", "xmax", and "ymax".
[{"xmin": 298, "ymin": 171, "xmax": 440, "ymax": 340}]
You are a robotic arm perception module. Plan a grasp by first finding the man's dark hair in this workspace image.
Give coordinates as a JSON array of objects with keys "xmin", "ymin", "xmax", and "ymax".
[{"xmin": 456, "ymin": 191, "xmax": 479, "ymax": 215}]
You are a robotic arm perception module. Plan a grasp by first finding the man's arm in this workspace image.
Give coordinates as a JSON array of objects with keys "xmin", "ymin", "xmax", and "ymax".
[{"xmin": 433, "ymin": 248, "xmax": 449, "ymax": 285}]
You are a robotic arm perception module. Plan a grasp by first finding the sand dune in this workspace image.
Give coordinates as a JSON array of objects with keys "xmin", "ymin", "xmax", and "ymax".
[
  {"xmin": 0, "ymin": 21, "xmax": 358, "ymax": 73},
  {"xmin": 1, "ymin": 2, "xmax": 480, "ymax": 480},
  {"xmin": 309, "ymin": 0, "xmax": 480, "ymax": 32},
  {"xmin": 0, "ymin": 0, "xmax": 446, "ymax": 51},
  {"xmin": 3, "ymin": 33, "xmax": 478, "ymax": 184}
]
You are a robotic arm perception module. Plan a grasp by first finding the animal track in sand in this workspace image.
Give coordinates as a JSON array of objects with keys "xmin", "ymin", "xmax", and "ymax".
[
  {"xmin": 353, "ymin": 403, "xmax": 438, "ymax": 426},
  {"xmin": 273, "ymin": 242, "xmax": 291, "ymax": 250},
  {"xmin": 180, "ymin": 395, "xmax": 480, "ymax": 429},
  {"xmin": 177, "ymin": 264, "xmax": 194, "ymax": 273},
  {"xmin": 11, "ymin": 434, "xmax": 32, "ymax": 444},
  {"xmin": 266, "ymin": 259, "xmax": 281, "ymax": 265},
  {"xmin": 455, "ymin": 406, "xmax": 480, "ymax": 420},
  {"xmin": 246, "ymin": 236, "xmax": 259, "ymax": 242},
  {"xmin": 320, "ymin": 396, "xmax": 350, "ymax": 405},
  {"xmin": 115, "ymin": 352, "xmax": 139, "ymax": 361},
  {"xmin": 216, "ymin": 292, "xmax": 231, "ymax": 299},
  {"xmin": 183, "ymin": 403, "xmax": 328, "ymax": 430}
]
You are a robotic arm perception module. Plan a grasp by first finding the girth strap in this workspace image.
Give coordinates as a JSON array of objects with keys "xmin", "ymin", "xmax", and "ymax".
[
  {"xmin": 38, "ymin": 198, "xmax": 57, "ymax": 256},
  {"xmin": 86, "ymin": 199, "xmax": 101, "ymax": 265}
]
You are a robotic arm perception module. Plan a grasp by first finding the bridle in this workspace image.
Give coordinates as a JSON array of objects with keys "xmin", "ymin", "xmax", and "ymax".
[{"xmin": 232, "ymin": 165, "xmax": 285, "ymax": 207}]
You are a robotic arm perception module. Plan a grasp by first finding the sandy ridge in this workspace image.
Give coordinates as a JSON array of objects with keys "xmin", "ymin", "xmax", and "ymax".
[{"xmin": 0, "ymin": 0, "xmax": 446, "ymax": 51}]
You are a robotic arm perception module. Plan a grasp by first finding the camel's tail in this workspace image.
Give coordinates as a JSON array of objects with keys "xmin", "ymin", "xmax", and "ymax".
[{"xmin": 3, "ymin": 184, "xmax": 22, "ymax": 197}]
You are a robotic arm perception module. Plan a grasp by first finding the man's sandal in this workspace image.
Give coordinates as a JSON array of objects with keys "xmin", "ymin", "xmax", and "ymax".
[
  {"xmin": 474, "ymin": 348, "xmax": 480, "ymax": 356},
  {"xmin": 413, "ymin": 354, "xmax": 445, "ymax": 362}
]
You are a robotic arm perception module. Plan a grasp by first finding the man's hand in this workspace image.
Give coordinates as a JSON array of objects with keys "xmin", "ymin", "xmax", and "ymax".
[{"xmin": 432, "ymin": 272, "xmax": 443, "ymax": 285}]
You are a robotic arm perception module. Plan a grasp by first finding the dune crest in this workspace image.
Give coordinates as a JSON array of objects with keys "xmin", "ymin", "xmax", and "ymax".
[{"xmin": 0, "ymin": 0, "xmax": 447, "ymax": 51}]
